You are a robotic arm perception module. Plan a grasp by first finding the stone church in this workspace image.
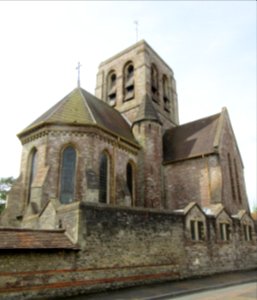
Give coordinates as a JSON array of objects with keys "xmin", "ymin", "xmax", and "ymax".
[{"xmin": 0, "ymin": 40, "xmax": 256, "ymax": 299}]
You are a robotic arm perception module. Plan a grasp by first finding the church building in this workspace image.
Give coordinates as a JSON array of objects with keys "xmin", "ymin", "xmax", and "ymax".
[{"xmin": 0, "ymin": 40, "xmax": 256, "ymax": 299}]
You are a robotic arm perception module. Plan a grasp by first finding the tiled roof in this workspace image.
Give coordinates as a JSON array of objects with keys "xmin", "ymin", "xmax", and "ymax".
[
  {"xmin": 133, "ymin": 94, "xmax": 161, "ymax": 125},
  {"xmin": 18, "ymin": 88, "xmax": 136, "ymax": 143},
  {"xmin": 0, "ymin": 228, "xmax": 78, "ymax": 250},
  {"xmin": 163, "ymin": 113, "xmax": 221, "ymax": 163}
]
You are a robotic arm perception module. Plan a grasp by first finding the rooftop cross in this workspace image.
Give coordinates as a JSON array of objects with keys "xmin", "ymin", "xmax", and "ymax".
[{"xmin": 76, "ymin": 62, "xmax": 82, "ymax": 87}]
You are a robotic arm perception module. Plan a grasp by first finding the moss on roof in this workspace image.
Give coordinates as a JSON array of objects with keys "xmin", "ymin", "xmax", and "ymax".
[{"xmin": 18, "ymin": 87, "xmax": 136, "ymax": 143}]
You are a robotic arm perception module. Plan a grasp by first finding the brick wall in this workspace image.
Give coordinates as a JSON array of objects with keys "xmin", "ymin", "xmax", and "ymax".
[
  {"xmin": 218, "ymin": 115, "xmax": 249, "ymax": 214},
  {"xmin": 133, "ymin": 121, "xmax": 163, "ymax": 208},
  {"xmin": 164, "ymin": 154, "xmax": 222, "ymax": 209}
]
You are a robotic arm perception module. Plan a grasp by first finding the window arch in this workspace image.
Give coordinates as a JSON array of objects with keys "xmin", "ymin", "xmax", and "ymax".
[
  {"xmin": 99, "ymin": 152, "xmax": 110, "ymax": 203},
  {"xmin": 107, "ymin": 70, "xmax": 117, "ymax": 106},
  {"xmin": 126, "ymin": 161, "xmax": 135, "ymax": 205},
  {"xmin": 151, "ymin": 64, "xmax": 159, "ymax": 103},
  {"xmin": 27, "ymin": 148, "xmax": 38, "ymax": 204},
  {"xmin": 60, "ymin": 146, "xmax": 76, "ymax": 204},
  {"xmin": 162, "ymin": 75, "xmax": 170, "ymax": 112},
  {"xmin": 123, "ymin": 61, "xmax": 135, "ymax": 101}
]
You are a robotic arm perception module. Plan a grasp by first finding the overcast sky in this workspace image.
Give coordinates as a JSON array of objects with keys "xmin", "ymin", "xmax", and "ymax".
[{"xmin": 0, "ymin": 1, "xmax": 256, "ymax": 209}]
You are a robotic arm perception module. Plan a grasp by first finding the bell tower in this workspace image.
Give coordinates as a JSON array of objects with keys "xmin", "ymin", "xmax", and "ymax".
[{"xmin": 95, "ymin": 40, "xmax": 179, "ymax": 130}]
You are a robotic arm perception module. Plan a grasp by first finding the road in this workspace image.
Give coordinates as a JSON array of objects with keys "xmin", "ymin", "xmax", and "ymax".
[{"xmin": 169, "ymin": 282, "xmax": 257, "ymax": 300}]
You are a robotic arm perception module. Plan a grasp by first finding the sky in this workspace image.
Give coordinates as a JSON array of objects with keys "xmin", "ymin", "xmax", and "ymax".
[{"xmin": 0, "ymin": 1, "xmax": 256, "ymax": 210}]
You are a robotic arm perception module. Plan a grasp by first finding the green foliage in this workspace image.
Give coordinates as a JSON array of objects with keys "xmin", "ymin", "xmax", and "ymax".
[
  {"xmin": 0, "ymin": 204, "xmax": 5, "ymax": 214},
  {"xmin": 0, "ymin": 177, "xmax": 15, "ymax": 200},
  {"xmin": 0, "ymin": 177, "xmax": 15, "ymax": 213}
]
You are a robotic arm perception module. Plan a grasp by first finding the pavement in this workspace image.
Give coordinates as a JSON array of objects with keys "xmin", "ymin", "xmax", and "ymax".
[{"xmin": 72, "ymin": 269, "xmax": 257, "ymax": 300}]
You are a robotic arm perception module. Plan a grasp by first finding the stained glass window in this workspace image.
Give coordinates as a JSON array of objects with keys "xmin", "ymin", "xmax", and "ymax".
[{"xmin": 60, "ymin": 146, "xmax": 76, "ymax": 204}]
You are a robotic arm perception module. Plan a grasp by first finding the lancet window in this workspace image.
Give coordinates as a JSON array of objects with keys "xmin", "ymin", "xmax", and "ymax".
[
  {"xmin": 28, "ymin": 148, "xmax": 38, "ymax": 204},
  {"xmin": 126, "ymin": 162, "xmax": 135, "ymax": 204},
  {"xmin": 99, "ymin": 152, "xmax": 110, "ymax": 203},
  {"xmin": 60, "ymin": 146, "xmax": 76, "ymax": 204}
]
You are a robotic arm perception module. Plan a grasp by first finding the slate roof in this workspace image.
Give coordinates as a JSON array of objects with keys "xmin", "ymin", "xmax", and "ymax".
[
  {"xmin": 18, "ymin": 87, "xmax": 136, "ymax": 143},
  {"xmin": 163, "ymin": 112, "xmax": 221, "ymax": 163},
  {"xmin": 0, "ymin": 228, "xmax": 78, "ymax": 250},
  {"xmin": 133, "ymin": 94, "xmax": 161, "ymax": 125}
]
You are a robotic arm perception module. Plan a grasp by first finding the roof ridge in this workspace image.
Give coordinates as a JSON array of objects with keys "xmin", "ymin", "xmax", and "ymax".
[
  {"xmin": 175, "ymin": 112, "xmax": 221, "ymax": 130},
  {"xmin": 45, "ymin": 89, "xmax": 76, "ymax": 121},
  {"xmin": 213, "ymin": 107, "xmax": 226, "ymax": 149},
  {"xmin": 78, "ymin": 88, "xmax": 97, "ymax": 124}
]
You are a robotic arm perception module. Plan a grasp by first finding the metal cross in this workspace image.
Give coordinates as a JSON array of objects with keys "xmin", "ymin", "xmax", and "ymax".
[
  {"xmin": 134, "ymin": 20, "xmax": 139, "ymax": 42},
  {"xmin": 76, "ymin": 62, "xmax": 82, "ymax": 87}
]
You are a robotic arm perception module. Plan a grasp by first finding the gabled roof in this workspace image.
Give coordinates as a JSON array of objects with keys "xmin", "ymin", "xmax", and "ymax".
[
  {"xmin": 0, "ymin": 228, "xmax": 78, "ymax": 250},
  {"xmin": 133, "ymin": 94, "xmax": 161, "ymax": 125},
  {"xmin": 18, "ymin": 87, "xmax": 136, "ymax": 143},
  {"xmin": 163, "ymin": 112, "xmax": 221, "ymax": 163},
  {"xmin": 173, "ymin": 202, "xmax": 206, "ymax": 217}
]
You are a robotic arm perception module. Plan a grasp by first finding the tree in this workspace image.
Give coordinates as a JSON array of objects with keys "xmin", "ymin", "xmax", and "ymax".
[{"xmin": 0, "ymin": 177, "xmax": 15, "ymax": 213}]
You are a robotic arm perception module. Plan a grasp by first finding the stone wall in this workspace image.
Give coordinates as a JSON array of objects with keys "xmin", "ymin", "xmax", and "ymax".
[{"xmin": 0, "ymin": 203, "xmax": 256, "ymax": 300}]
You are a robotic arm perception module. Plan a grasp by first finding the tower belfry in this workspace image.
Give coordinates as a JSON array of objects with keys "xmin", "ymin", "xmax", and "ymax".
[{"xmin": 95, "ymin": 40, "xmax": 179, "ymax": 129}]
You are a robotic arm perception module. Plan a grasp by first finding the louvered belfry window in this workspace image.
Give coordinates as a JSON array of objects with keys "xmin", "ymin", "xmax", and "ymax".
[
  {"xmin": 124, "ymin": 62, "xmax": 135, "ymax": 101},
  {"xmin": 99, "ymin": 153, "xmax": 109, "ymax": 203},
  {"xmin": 151, "ymin": 64, "xmax": 159, "ymax": 102},
  {"xmin": 107, "ymin": 71, "xmax": 117, "ymax": 106},
  {"xmin": 60, "ymin": 146, "xmax": 76, "ymax": 204}
]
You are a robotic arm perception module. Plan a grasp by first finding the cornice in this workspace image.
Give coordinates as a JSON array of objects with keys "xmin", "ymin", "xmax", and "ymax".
[{"xmin": 19, "ymin": 124, "xmax": 140, "ymax": 155}]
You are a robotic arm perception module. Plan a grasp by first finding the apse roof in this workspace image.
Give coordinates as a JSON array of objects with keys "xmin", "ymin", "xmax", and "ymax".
[
  {"xmin": 0, "ymin": 228, "xmax": 78, "ymax": 250},
  {"xmin": 163, "ymin": 112, "xmax": 221, "ymax": 163},
  {"xmin": 18, "ymin": 87, "xmax": 136, "ymax": 143}
]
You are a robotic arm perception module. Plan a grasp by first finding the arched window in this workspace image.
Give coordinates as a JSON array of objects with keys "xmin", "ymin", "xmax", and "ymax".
[
  {"xmin": 162, "ymin": 75, "xmax": 170, "ymax": 112},
  {"xmin": 151, "ymin": 64, "xmax": 159, "ymax": 103},
  {"xmin": 99, "ymin": 152, "xmax": 110, "ymax": 203},
  {"xmin": 126, "ymin": 162, "xmax": 135, "ymax": 205},
  {"xmin": 60, "ymin": 146, "xmax": 76, "ymax": 204},
  {"xmin": 107, "ymin": 71, "xmax": 117, "ymax": 106},
  {"xmin": 28, "ymin": 148, "xmax": 38, "ymax": 203},
  {"xmin": 123, "ymin": 62, "xmax": 135, "ymax": 101}
]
